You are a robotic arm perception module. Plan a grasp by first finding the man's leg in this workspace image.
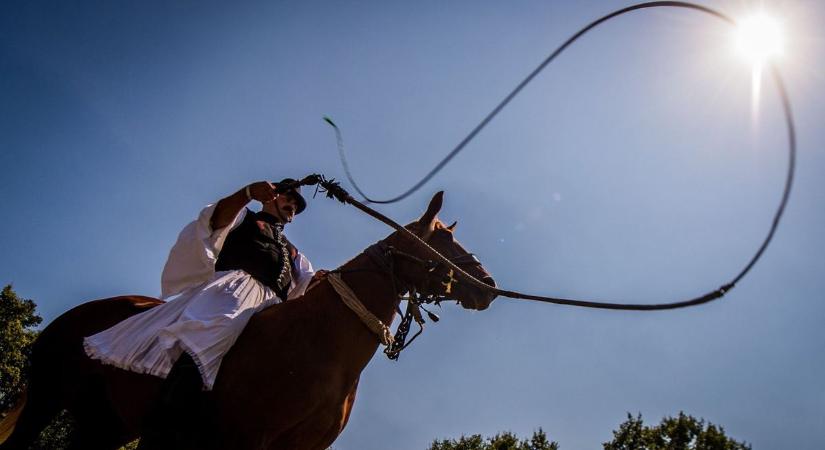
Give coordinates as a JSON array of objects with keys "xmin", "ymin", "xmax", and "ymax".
[{"xmin": 138, "ymin": 352, "xmax": 204, "ymax": 450}]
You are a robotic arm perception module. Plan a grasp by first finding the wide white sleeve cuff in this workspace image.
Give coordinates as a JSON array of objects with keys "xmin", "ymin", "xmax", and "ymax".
[
  {"xmin": 160, "ymin": 204, "xmax": 247, "ymax": 299},
  {"xmin": 287, "ymin": 252, "xmax": 315, "ymax": 300}
]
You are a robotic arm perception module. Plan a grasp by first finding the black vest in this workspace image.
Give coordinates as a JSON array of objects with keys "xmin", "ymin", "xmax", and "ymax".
[{"xmin": 215, "ymin": 210, "xmax": 293, "ymax": 299}]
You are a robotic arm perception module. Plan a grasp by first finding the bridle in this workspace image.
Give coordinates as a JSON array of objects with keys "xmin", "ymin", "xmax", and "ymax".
[
  {"xmin": 378, "ymin": 246, "xmax": 483, "ymax": 298},
  {"xmin": 331, "ymin": 239, "xmax": 487, "ymax": 360}
]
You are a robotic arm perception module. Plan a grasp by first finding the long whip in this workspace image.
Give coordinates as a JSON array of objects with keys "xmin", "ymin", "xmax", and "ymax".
[{"xmin": 315, "ymin": 2, "xmax": 796, "ymax": 310}]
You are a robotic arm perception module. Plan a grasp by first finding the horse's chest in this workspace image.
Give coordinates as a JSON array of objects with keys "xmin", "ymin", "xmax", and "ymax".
[{"xmin": 285, "ymin": 373, "xmax": 360, "ymax": 447}]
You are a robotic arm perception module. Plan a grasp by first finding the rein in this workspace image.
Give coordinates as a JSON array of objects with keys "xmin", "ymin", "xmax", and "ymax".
[{"xmin": 286, "ymin": 172, "xmax": 792, "ymax": 311}]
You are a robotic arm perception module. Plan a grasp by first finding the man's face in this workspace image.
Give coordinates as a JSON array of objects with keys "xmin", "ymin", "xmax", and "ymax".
[{"xmin": 265, "ymin": 191, "xmax": 299, "ymax": 223}]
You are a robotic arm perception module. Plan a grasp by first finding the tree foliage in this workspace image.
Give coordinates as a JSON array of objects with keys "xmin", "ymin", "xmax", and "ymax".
[
  {"xmin": 0, "ymin": 284, "xmax": 42, "ymax": 413},
  {"xmin": 603, "ymin": 412, "xmax": 751, "ymax": 450},
  {"xmin": 426, "ymin": 412, "xmax": 750, "ymax": 450},
  {"xmin": 29, "ymin": 410, "xmax": 75, "ymax": 449},
  {"xmin": 427, "ymin": 428, "xmax": 560, "ymax": 450}
]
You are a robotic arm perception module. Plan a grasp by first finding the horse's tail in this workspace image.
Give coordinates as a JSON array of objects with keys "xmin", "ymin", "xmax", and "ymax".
[{"xmin": 0, "ymin": 390, "xmax": 27, "ymax": 444}]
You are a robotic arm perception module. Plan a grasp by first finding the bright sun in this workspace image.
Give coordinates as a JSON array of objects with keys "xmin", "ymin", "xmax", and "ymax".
[
  {"xmin": 734, "ymin": 12, "xmax": 786, "ymax": 120},
  {"xmin": 735, "ymin": 13, "xmax": 785, "ymax": 67}
]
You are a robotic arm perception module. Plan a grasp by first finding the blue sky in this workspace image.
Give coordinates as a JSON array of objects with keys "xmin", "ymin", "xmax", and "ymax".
[{"xmin": 1, "ymin": 1, "xmax": 823, "ymax": 448}]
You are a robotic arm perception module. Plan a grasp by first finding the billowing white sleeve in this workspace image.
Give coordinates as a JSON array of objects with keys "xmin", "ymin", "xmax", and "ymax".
[
  {"xmin": 160, "ymin": 204, "xmax": 247, "ymax": 299},
  {"xmin": 287, "ymin": 252, "xmax": 315, "ymax": 300}
]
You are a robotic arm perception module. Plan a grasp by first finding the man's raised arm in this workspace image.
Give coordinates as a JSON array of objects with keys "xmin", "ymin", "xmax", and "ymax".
[{"xmin": 210, "ymin": 181, "xmax": 278, "ymax": 231}]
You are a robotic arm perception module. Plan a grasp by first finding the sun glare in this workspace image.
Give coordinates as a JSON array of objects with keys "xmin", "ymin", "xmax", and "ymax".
[
  {"xmin": 734, "ymin": 12, "xmax": 785, "ymax": 123},
  {"xmin": 735, "ymin": 13, "xmax": 784, "ymax": 66}
]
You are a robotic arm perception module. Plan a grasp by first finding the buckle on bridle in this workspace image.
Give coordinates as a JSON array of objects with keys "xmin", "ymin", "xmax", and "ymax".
[{"xmin": 441, "ymin": 269, "xmax": 457, "ymax": 294}]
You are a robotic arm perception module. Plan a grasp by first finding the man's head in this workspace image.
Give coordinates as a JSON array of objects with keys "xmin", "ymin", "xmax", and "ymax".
[{"xmin": 262, "ymin": 178, "xmax": 307, "ymax": 224}]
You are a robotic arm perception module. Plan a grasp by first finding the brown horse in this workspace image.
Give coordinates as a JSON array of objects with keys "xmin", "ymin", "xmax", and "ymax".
[{"xmin": 0, "ymin": 192, "xmax": 496, "ymax": 450}]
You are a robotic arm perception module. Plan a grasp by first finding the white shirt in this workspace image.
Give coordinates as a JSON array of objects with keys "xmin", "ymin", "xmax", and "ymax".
[{"xmin": 84, "ymin": 203, "xmax": 314, "ymax": 389}]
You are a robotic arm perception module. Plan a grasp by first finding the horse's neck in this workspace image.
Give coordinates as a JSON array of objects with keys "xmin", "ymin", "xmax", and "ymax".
[
  {"xmin": 334, "ymin": 250, "xmax": 401, "ymax": 329},
  {"xmin": 301, "ymin": 246, "xmax": 404, "ymax": 376}
]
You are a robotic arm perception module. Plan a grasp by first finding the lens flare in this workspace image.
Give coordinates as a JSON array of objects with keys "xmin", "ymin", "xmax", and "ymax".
[
  {"xmin": 735, "ymin": 13, "xmax": 785, "ymax": 123},
  {"xmin": 736, "ymin": 13, "xmax": 784, "ymax": 66}
]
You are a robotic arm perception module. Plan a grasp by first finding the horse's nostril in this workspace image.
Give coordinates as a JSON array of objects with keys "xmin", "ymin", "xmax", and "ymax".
[{"xmin": 481, "ymin": 276, "xmax": 496, "ymax": 288}]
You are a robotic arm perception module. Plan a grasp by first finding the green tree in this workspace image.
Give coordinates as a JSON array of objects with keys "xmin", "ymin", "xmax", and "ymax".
[
  {"xmin": 603, "ymin": 412, "xmax": 751, "ymax": 450},
  {"xmin": 428, "ymin": 428, "xmax": 560, "ymax": 450},
  {"xmin": 0, "ymin": 284, "xmax": 42, "ymax": 413},
  {"xmin": 0, "ymin": 284, "xmax": 75, "ymax": 448}
]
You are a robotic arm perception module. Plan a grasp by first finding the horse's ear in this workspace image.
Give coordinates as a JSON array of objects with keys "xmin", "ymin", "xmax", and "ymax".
[
  {"xmin": 418, "ymin": 191, "xmax": 444, "ymax": 227},
  {"xmin": 447, "ymin": 221, "xmax": 457, "ymax": 231}
]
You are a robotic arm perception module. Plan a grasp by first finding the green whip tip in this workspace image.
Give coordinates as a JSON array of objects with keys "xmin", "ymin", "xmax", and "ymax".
[{"xmin": 323, "ymin": 116, "xmax": 337, "ymax": 127}]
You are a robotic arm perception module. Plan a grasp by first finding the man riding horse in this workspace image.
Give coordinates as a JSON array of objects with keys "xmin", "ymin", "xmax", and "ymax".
[
  {"xmin": 84, "ymin": 178, "xmax": 318, "ymax": 448},
  {"xmin": 0, "ymin": 184, "xmax": 497, "ymax": 450}
]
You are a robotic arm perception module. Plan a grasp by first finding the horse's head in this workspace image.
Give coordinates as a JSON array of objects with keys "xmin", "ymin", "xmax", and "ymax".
[{"xmin": 386, "ymin": 192, "xmax": 497, "ymax": 311}]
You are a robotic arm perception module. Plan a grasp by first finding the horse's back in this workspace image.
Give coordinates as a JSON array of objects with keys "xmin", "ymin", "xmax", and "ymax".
[
  {"xmin": 36, "ymin": 295, "xmax": 163, "ymax": 358},
  {"xmin": 31, "ymin": 295, "xmax": 164, "ymax": 396},
  {"xmin": 42, "ymin": 295, "xmax": 163, "ymax": 336}
]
